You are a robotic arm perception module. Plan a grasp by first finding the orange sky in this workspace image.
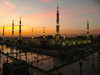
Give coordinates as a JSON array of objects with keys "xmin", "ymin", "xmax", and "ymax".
[{"xmin": 0, "ymin": 0, "xmax": 100, "ymax": 37}]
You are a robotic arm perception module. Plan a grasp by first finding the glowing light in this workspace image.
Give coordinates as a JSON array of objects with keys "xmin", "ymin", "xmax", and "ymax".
[
  {"xmin": 84, "ymin": 41, "xmax": 86, "ymax": 43},
  {"xmin": 78, "ymin": 41, "xmax": 80, "ymax": 44},
  {"xmin": 32, "ymin": 28, "xmax": 33, "ymax": 39},
  {"xmin": 62, "ymin": 42, "xmax": 65, "ymax": 46},
  {"xmin": 63, "ymin": 34, "xmax": 65, "ymax": 40},
  {"xmin": 43, "ymin": 27, "xmax": 45, "ymax": 39},
  {"xmin": 73, "ymin": 41, "xmax": 75, "ymax": 45}
]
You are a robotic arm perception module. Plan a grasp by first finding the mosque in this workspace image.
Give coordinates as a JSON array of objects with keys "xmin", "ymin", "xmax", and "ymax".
[{"xmin": 1, "ymin": 5, "xmax": 91, "ymax": 49}]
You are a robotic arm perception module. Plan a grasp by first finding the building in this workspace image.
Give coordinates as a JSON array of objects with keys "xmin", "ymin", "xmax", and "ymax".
[
  {"xmin": 46, "ymin": 35, "xmax": 53, "ymax": 39},
  {"xmin": 97, "ymin": 35, "xmax": 100, "ymax": 39},
  {"xmin": 3, "ymin": 61, "xmax": 30, "ymax": 75}
]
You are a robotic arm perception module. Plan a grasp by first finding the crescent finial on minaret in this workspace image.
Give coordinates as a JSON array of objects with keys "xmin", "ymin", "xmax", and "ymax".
[
  {"xmin": 20, "ymin": 16, "xmax": 21, "ymax": 20},
  {"xmin": 87, "ymin": 19, "xmax": 89, "ymax": 23},
  {"xmin": 12, "ymin": 20, "xmax": 14, "ymax": 23},
  {"xmin": 57, "ymin": 4, "xmax": 59, "ymax": 10}
]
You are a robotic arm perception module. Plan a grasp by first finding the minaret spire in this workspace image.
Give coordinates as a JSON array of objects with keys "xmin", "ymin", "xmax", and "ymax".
[
  {"xmin": 56, "ymin": 4, "xmax": 60, "ymax": 40},
  {"xmin": 57, "ymin": 4, "xmax": 58, "ymax": 9},
  {"xmin": 3, "ymin": 25, "xmax": 4, "ymax": 40},
  {"xmin": 12, "ymin": 20, "xmax": 14, "ymax": 39},
  {"xmin": 32, "ymin": 28, "xmax": 33, "ymax": 40},
  {"xmin": 19, "ymin": 17, "xmax": 22, "ymax": 40},
  {"xmin": 87, "ymin": 19, "xmax": 89, "ymax": 40},
  {"xmin": 63, "ymin": 34, "xmax": 65, "ymax": 40},
  {"xmin": 43, "ymin": 27, "xmax": 45, "ymax": 39}
]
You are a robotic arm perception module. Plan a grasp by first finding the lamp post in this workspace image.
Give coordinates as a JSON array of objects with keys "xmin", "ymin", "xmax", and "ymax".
[
  {"xmin": 2, "ymin": 45, "xmax": 4, "ymax": 52},
  {"xmin": 6, "ymin": 52, "xmax": 9, "ymax": 63},
  {"xmin": 16, "ymin": 49, "xmax": 18, "ymax": 59},
  {"xmin": 54, "ymin": 57, "xmax": 56, "ymax": 68},
  {"xmin": 0, "ymin": 49, "xmax": 1, "ymax": 57},
  {"xmin": 0, "ymin": 49, "xmax": 1, "ymax": 64},
  {"xmin": 92, "ymin": 54, "xmax": 94, "ymax": 66},
  {"xmin": 25, "ymin": 52, "xmax": 27, "ymax": 62},
  {"xmin": 19, "ymin": 50, "xmax": 21, "ymax": 60},
  {"xmin": 54, "ymin": 51, "xmax": 56, "ymax": 68},
  {"xmin": 0, "ymin": 50, "xmax": 1, "ymax": 71},
  {"xmin": 58, "ymin": 69, "xmax": 63, "ymax": 75},
  {"xmin": 16, "ymin": 53, "xmax": 18, "ymax": 59},
  {"xmin": 31, "ymin": 62, "xmax": 33, "ymax": 75},
  {"xmin": 79, "ymin": 60, "xmax": 83, "ymax": 75}
]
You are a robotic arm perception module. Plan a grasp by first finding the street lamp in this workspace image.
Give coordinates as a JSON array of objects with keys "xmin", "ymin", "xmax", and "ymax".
[
  {"xmin": 31, "ymin": 62, "xmax": 33, "ymax": 75},
  {"xmin": 6, "ymin": 52, "xmax": 9, "ymax": 63},
  {"xmin": 79, "ymin": 60, "xmax": 83, "ymax": 75},
  {"xmin": 25, "ymin": 52, "xmax": 27, "ymax": 62},
  {"xmin": 0, "ymin": 49, "xmax": 1, "ymax": 57},
  {"xmin": 58, "ymin": 69, "xmax": 63, "ymax": 75}
]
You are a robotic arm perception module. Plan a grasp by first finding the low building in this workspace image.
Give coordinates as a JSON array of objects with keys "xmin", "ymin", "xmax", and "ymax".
[{"xmin": 3, "ymin": 61, "xmax": 30, "ymax": 75}]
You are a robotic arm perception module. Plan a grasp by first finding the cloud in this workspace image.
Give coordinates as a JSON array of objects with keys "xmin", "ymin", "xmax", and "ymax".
[
  {"xmin": 70, "ymin": 6, "xmax": 100, "ymax": 15},
  {"xmin": 76, "ymin": 18, "xmax": 94, "ymax": 21},
  {"xmin": 39, "ymin": 0, "xmax": 51, "ymax": 3},
  {"xmin": 46, "ymin": 26, "xmax": 55, "ymax": 29},
  {"xmin": 22, "ymin": 11, "xmax": 55, "ymax": 22},
  {"xmin": 5, "ymin": 24, "xmax": 25, "ymax": 27},
  {"xmin": 60, "ymin": 13, "xmax": 75, "ymax": 18},
  {"xmin": 0, "ymin": 0, "xmax": 18, "ymax": 21},
  {"xmin": 0, "ymin": 0, "xmax": 16, "ymax": 13},
  {"xmin": 59, "ymin": 6, "xmax": 100, "ymax": 22},
  {"xmin": 22, "ymin": 7, "xmax": 32, "ymax": 10},
  {"xmin": 37, "ymin": 9, "xmax": 44, "ymax": 11},
  {"xmin": 63, "ymin": 6, "xmax": 100, "ymax": 14},
  {"xmin": 90, "ymin": 29, "xmax": 100, "ymax": 35},
  {"xmin": 61, "ymin": 7, "xmax": 79, "ymax": 13},
  {"xmin": 79, "ymin": 6, "xmax": 100, "ymax": 14}
]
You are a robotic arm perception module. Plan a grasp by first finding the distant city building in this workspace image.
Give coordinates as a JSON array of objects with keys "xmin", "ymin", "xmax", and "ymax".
[
  {"xmin": 97, "ymin": 35, "xmax": 100, "ymax": 43},
  {"xmin": 89, "ymin": 35, "xmax": 93, "ymax": 40},
  {"xmin": 97, "ymin": 35, "xmax": 100, "ymax": 39},
  {"xmin": 39, "ymin": 36, "xmax": 43, "ymax": 39},
  {"xmin": 60, "ymin": 36, "xmax": 63, "ymax": 39},
  {"xmin": 46, "ymin": 35, "xmax": 53, "ymax": 39},
  {"xmin": 76, "ymin": 36, "xmax": 86, "ymax": 40},
  {"xmin": 56, "ymin": 5, "xmax": 60, "ymax": 40},
  {"xmin": 3, "ymin": 61, "xmax": 30, "ymax": 75},
  {"xmin": 53, "ymin": 35, "xmax": 55, "ymax": 39}
]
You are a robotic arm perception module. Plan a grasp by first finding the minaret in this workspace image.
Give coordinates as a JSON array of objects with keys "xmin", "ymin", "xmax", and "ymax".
[
  {"xmin": 32, "ymin": 28, "xmax": 33, "ymax": 40},
  {"xmin": 12, "ymin": 20, "xmax": 14, "ymax": 39},
  {"xmin": 53, "ymin": 34, "xmax": 55, "ymax": 39},
  {"xmin": 19, "ymin": 17, "xmax": 22, "ymax": 40},
  {"xmin": 87, "ymin": 20, "xmax": 89, "ymax": 40},
  {"xmin": 56, "ymin": 5, "xmax": 60, "ymax": 40},
  {"xmin": 43, "ymin": 27, "xmax": 45, "ymax": 39},
  {"xmin": 63, "ymin": 34, "xmax": 65, "ymax": 40},
  {"xmin": 3, "ymin": 25, "xmax": 4, "ymax": 39}
]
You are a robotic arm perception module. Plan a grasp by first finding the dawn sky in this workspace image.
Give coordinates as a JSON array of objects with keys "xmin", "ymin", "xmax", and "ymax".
[{"xmin": 0, "ymin": 0, "xmax": 100, "ymax": 37}]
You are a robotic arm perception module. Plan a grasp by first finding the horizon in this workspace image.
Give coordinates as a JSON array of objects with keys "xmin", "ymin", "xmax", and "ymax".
[{"xmin": 0, "ymin": 0, "xmax": 100, "ymax": 37}]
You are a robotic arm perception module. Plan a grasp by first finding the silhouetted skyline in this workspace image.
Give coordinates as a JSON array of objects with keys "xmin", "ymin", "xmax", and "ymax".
[{"xmin": 0, "ymin": 0, "xmax": 100, "ymax": 37}]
